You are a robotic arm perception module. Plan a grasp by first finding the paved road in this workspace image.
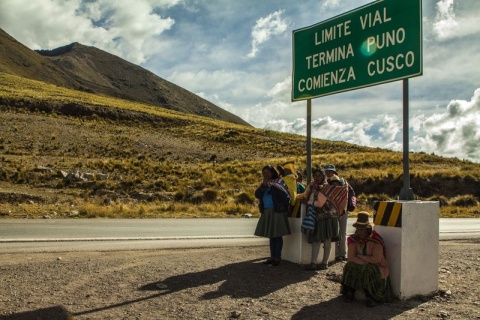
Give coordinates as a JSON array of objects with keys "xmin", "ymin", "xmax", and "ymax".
[{"xmin": 0, "ymin": 218, "xmax": 479, "ymax": 253}]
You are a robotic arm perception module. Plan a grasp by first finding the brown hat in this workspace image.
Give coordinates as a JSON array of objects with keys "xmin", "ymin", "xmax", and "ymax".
[{"xmin": 352, "ymin": 212, "xmax": 374, "ymax": 229}]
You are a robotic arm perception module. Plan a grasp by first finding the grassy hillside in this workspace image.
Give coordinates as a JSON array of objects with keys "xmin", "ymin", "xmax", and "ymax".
[
  {"xmin": 0, "ymin": 28, "xmax": 249, "ymax": 126},
  {"xmin": 0, "ymin": 72, "xmax": 479, "ymax": 218}
]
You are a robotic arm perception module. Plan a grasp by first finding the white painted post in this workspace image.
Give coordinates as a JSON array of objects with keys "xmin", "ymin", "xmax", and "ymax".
[
  {"xmin": 282, "ymin": 208, "xmax": 304, "ymax": 263},
  {"xmin": 282, "ymin": 203, "xmax": 335, "ymax": 264},
  {"xmin": 374, "ymin": 200, "xmax": 439, "ymax": 299}
]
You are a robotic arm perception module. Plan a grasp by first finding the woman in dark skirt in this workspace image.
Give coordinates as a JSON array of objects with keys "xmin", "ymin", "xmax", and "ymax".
[
  {"xmin": 341, "ymin": 212, "xmax": 393, "ymax": 307},
  {"xmin": 254, "ymin": 165, "xmax": 291, "ymax": 266},
  {"xmin": 297, "ymin": 168, "xmax": 340, "ymax": 271}
]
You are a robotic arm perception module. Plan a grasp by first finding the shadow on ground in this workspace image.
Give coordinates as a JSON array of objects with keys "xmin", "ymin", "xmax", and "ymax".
[
  {"xmin": 0, "ymin": 306, "xmax": 74, "ymax": 320},
  {"xmin": 0, "ymin": 258, "xmax": 315, "ymax": 319},
  {"xmin": 0, "ymin": 258, "xmax": 432, "ymax": 319},
  {"xmin": 291, "ymin": 296, "xmax": 427, "ymax": 320},
  {"xmin": 139, "ymin": 257, "xmax": 316, "ymax": 300}
]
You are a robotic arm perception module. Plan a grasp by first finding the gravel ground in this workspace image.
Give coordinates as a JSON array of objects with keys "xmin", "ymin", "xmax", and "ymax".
[{"xmin": 0, "ymin": 239, "xmax": 479, "ymax": 320}]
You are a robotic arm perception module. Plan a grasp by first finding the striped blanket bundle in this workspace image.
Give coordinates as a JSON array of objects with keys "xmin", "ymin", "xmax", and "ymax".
[{"xmin": 321, "ymin": 184, "xmax": 348, "ymax": 216}]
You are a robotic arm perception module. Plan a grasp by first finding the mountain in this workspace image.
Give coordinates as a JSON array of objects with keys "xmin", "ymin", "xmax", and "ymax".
[{"xmin": 0, "ymin": 28, "xmax": 249, "ymax": 126}]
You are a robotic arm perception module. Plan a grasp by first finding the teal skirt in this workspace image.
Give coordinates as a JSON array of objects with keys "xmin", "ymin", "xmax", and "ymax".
[
  {"xmin": 341, "ymin": 262, "xmax": 393, "ymax": 303},
  {"xmin": 307, "ymin": 216, "xmax": 339, "ymax": 244},
  {"xmin": 254, "ymin": 208, "xmax": 291, "ymax": 238}
]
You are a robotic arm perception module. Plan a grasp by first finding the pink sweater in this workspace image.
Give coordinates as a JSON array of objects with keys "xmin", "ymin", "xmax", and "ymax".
[{"xmin": 347, "ymin": 234, "xmax": 390, "ymax": 279}]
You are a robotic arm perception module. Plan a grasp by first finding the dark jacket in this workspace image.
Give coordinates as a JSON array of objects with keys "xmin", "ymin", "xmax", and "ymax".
[{"xmin": 255, "ymin": 182, "xmax": 291, "ymax": 214}]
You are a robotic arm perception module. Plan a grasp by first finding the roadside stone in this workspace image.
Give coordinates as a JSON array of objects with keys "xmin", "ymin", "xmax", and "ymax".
[
  {"xmin": 438, "ymin": 310, "xmax": 449, "ymax": 318},
  {"xmin": 230, "ymin": 310, "xmax": 241, "ymax": 318}
]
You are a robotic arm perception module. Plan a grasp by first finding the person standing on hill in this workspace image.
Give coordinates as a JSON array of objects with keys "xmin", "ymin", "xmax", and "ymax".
[
  {"xmin": 254, "ymin": 165, "xmax": 291, "ymax": 266},
  {"xmin": 324, "ymin": 164, "xmax": 355, "ymax": 262}
]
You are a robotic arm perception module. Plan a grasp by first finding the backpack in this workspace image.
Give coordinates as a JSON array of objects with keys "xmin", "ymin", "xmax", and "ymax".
[{"xmin": 347, "ymin": 183, "xmax": 357, "ymax": 212}]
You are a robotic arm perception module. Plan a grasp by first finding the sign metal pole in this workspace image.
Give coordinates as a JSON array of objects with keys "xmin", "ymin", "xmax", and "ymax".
[
  {"xmin": 306, "ymin": 99, "xmax": 312, "ymax": 185},
  {"xmin": 400, "ymin": 79, "xmax": 414, "ymax": 200}
]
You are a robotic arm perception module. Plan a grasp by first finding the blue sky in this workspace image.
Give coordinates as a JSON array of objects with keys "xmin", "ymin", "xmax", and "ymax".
[{"xmin": 1, "ymin": 0, "xmax": 479, "ymax": 163}]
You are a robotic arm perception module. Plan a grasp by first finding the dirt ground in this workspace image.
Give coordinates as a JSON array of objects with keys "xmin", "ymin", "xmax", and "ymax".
[{"xmin": 0, "ymin": 239, "xmax": 479, "ymax": 320}]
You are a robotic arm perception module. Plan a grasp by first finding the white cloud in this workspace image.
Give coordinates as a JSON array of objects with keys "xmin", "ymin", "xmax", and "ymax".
[
  {"xmin": 411, "ymin": 89, "xmax": 480, "ymax": 161},
  {"xmin": 378, "ymin": 115, "xmax": 401, "ymax": 142},
  {"xmin": 267, "ymin": 76, "xmax": 291, "ymax": 99},
  {"xmin": 260, "ymin": 88, "xmax": 480, "ymax": 163},
  {"xmin": 247, "ymin": 10, "xmax": 288, "ymax": 58},
  {"xmin": 0, "ymin": 0, "xmax": 179, "ymax": 64},
  {"xmin": 432, "ymin": 0, "xmax": 480, "ymax": 41},
  {"xmin": 433, "ymin": 0, "xmax": 457, "ymax": 39}
]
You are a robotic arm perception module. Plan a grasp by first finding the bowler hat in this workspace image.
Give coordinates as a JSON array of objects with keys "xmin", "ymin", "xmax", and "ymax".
[{"xmin": 352, "ymin": 211, "xmax": 374, "ymax": 229}]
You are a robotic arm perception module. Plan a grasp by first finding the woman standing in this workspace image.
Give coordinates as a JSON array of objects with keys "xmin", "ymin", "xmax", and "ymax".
[
  {"xmin": 297, "ymin": 167, "xmax": 340, "ymax": 270},
  {"xmin": 341, "ymin": 212, "xmax": 392, "ymax": 307},
  {"xmin": 254, "ymin": 165, "xmax": 291, "ymax": 266}
]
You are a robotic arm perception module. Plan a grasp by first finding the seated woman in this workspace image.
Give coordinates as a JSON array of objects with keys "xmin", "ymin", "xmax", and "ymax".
[{"xmin": 341, "ymin": 212, "xmax": 393, "ymax": 307}]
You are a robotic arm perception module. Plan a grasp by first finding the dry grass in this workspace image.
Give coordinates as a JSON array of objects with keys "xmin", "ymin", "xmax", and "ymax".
[{"xmin": 0, "ymin": 72, "xmax": 479, "ymax": 219}]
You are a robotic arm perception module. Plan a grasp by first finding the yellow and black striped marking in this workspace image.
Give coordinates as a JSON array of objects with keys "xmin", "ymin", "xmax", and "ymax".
[{"xmin": 373, "ymin": 201, "xmax": 402, "ymax": 227}]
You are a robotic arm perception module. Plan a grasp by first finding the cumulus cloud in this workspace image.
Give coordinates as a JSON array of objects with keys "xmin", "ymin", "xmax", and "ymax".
[
  {"xmin": 0, "ymin": 0, "xmax": 178, "ymax": 64},
  {"xmin": 411, "ymin": 89, "xmax": 480, "ymax": 161},
  {"xmin": 432, "ymin": 0, "xmax": 458, "ymax": 40},
  {"xmin": 246, "ymin": 10, "xmax": 288, "ymax": 58},
  {"xmin": 260, "ymin": 89, "xmax": 480, "ymax": 163},
  {"xmin": 431, "ymin": 0, "xmax": 480, "ymax": 41}
]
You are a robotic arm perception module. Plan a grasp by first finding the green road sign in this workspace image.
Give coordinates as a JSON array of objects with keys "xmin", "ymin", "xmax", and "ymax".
[{"xmin": 292, "ymin": 0, "xmax": 422, "ymax": 101}]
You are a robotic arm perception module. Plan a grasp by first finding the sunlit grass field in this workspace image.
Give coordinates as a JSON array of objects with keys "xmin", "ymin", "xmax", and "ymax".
[{"xmin": 1, "ymin": 72, "xmax": 479, "ymax": 218}]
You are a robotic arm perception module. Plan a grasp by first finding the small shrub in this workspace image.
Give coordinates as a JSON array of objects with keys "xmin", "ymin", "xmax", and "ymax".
[
  {"xmin": 203, "ymin": 189, "xmax": 218, "ymax": 202},
  {"xmin": 174, "ymin": 192, "xmax": 184, "ymax": 201},
  {"xmin": 235, "ymin": 192, "xmax": 254, "ymax": 205},
  {"xmin": 451, "ymin": 195, "xmax": 478, "ymax": 207},
  {"xmin": 425, "ymin": 195, "xmax": 449, "ymax": 207},
  {"xmin": 366, "ymin": 193, "xmax": 393, "ymax": 206}
]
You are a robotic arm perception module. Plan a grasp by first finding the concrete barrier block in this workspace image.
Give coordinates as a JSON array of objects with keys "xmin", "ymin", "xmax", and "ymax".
[{"xmin": 374, "ymin": 200, "xmax": 439, "ymax": 299}]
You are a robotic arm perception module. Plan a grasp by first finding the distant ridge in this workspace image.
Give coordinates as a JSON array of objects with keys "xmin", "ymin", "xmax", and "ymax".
[{"xmin": 0, "ymin": 28, "xmax": 250, "ymax": 126}]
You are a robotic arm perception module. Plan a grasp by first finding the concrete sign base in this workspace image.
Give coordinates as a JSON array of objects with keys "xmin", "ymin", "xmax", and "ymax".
[
  {"xmin": 374, "ymin": 200, "xmax": 439, "ymax": 299},
  {"xmin": 282, "ymin": 204, "xmax": 335, "ymax": 265}
]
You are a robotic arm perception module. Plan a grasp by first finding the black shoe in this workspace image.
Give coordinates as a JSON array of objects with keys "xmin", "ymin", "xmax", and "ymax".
[
  {"xmin": 344, "ymin": 287, "xmax": 354, "ymax": 303},
  {"xmin": 344, "ymin": 294, "xmax": 354, "ymax": 303},
  {"xmin": 263, "ymin": 258, "xmax": 274, "ymax": 265},
  {"xmin": 366, "ymin": 297, "xmax": 376, "ymax": 307},
  {"xmin": 304, "ymin": 263, "xmax": 317, "ymax": 271},
  {"xmin": 365, "ymin": 290, "xmax": 376, "ymax": 307},
  {"xmin": 271, "ymin": 257, "xmax": 281, "ymax": 266}
]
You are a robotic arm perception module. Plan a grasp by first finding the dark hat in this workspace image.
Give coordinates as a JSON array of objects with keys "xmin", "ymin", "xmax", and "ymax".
[
  {"xmin": 324, "ymin": 164, "xmax": 337, "ymax": 174},
  {"xmin": 282, "ymin": 163, "xmax": 297, "ymax": 178},
  {"xmin": 352, "ymin": 211, "xmax": 374, "ymax": 229}
]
